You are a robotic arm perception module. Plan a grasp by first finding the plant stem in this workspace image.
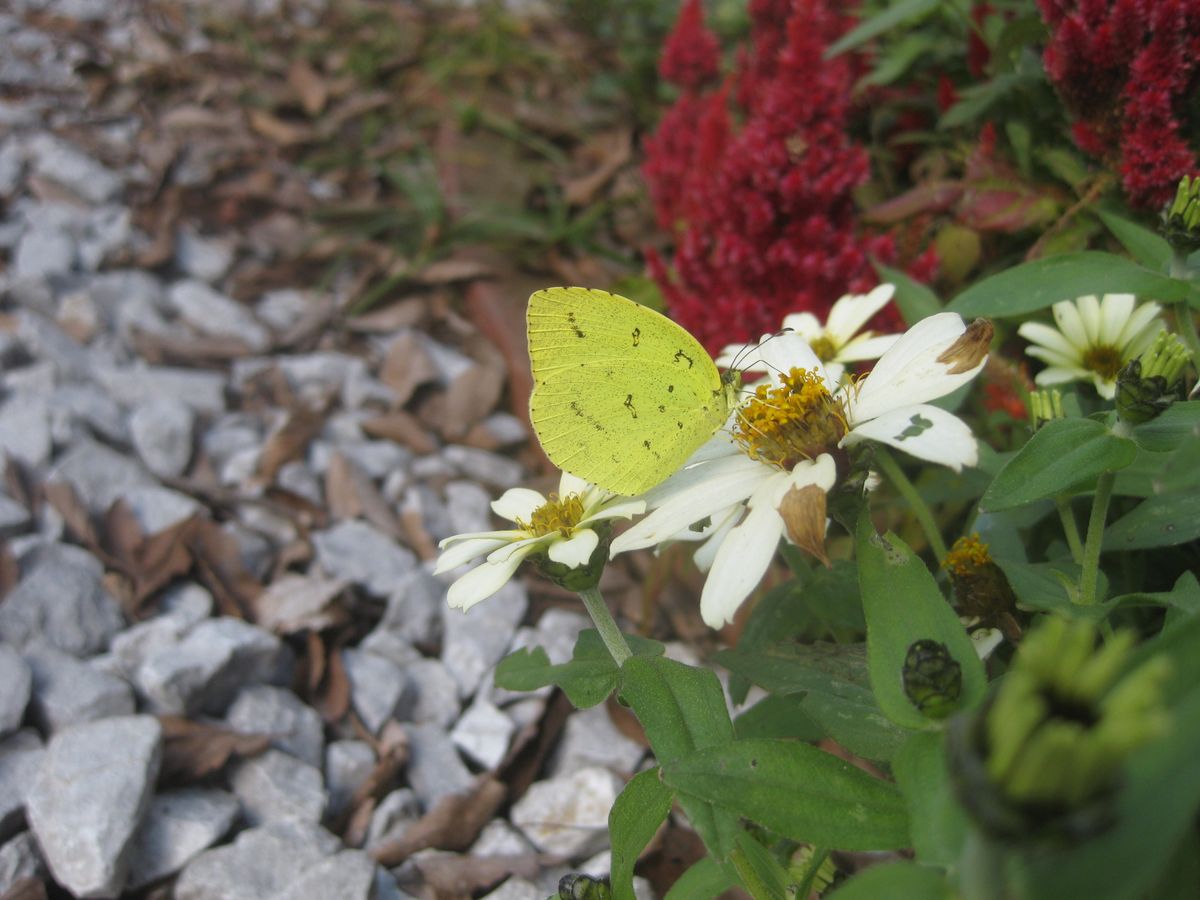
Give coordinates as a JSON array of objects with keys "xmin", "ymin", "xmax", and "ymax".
[
  {"xmin": 1077, "ymin": 420, "xmax": 1131, "ymax": 606},
  {"xmin": 578, "ymin": 584, "xmax": 632, "ymax": 665},
  {"xmin": 1056, "ymin": 496, "xmax": 1085, "ymax": 565},
  {"xmin": 874, "ymin": 447, "xmax": 949, "ymax": 562}
]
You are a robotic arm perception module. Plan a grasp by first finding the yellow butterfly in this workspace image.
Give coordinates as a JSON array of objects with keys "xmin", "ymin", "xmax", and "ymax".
[{"xmin": 527, "ymin": 286, "xmax": 740, "ymax": 496}]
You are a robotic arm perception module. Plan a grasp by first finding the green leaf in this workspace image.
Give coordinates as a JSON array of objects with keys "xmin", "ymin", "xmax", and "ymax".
[
  {"xmin": 662, "ymin": 857, "xmax": 736, "ymax": 900},
  {"xmin": 824, "ymin": 0, "xmax": 939, "ymax": 57},
  {"xmin": 873, "ymin": 261, "xmax": 942, "ymax": 324},
  {"xmin": 939, "ymin": 72, "xmax": 1029, "ymax": 129},
  {"xmin": 730, "ymin": 831, "xmax": 792, "ymax": 900},
  {"xmin": 801, "ymin": 689, "xmax": 910, "ymax": 763},
  {"xmin": 981, "ymin": 419, "xmax": 1137, "ymax": 510},
  {"xmin": 827, "ymin": 862, "xmax": 950, "ymax": 900},
  {"xmin": 861, "ymin": 33, "xmax": 934, "ymax": 87},
  {"xmin": 1112, "ymin": 572, "xmax": 1200, "ymax": 618},
  {"xmin": 856, "ymin": 518, "xmax": 988, "ymax": 729},
  {"xmin": 734, "ymin": 694, "xmax": 824, "ymax": 742},
  {"xmin": 495, "ymin": 630, "xmax": 663, "ymax": 708},
  {"xmin": 893, "ymin": 732, "xmax": 966, "ymax": 866},
  {"xmin": 1132, "ymin": 400, "xmax": 1200, "ymax": 452},
  {"xmin": 993, "ymin": 557, "xmax": 1112, "ymax": 619},
  {"xmin": 1103, "ymin": 489, "xmax": 1200, "ymax": 549},
  {"xmin": 609, "ymin": 768, "xmax": 674, "ymax": 900},
  {"xmin": 1095, "ymin": 209, "xmax": 1171, "ymax": 271},
  {"xmin": 619, "ymin": 656, "xmax": 738, "ymax": 857},
  {"xmin": 947, "ymin": 252, "xmax": 1192, "ymax": 317},
  {"xmin": 661, "ymin": 738, "xmax": 910, "ymax": 850}
]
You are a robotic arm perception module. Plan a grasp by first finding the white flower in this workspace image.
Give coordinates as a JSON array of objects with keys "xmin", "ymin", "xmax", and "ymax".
[
  {"xmin": 612, "ymin": 312, "xmax": 991, "ymax": 629},
  {"xmin": 435, "ymin": 472, "xmax": 644, "ymax": 612},
  {"xmin": 717, "ymin": 284, "xmax": 901, "ymax": 383},
  {"xmin": 1017, "ymin": 293, "xmax": 1163, "ymax": 399}
]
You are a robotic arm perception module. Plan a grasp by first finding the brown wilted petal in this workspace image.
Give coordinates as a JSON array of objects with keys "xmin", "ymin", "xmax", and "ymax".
[
  {"xmin": 937, "ymin": 318, "xmax": 994, "ymax": 374},
  {"xmin": 779, "ymin": 483, "xmax": 831, "ymax": 568}
]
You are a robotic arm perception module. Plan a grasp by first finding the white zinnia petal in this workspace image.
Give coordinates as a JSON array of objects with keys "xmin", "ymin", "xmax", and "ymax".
[
  {"xmin": 757, "ymin": 333, "xmax": 829, "ymax": 387},
  {"xmin": 1125, "ymin": 319, "xmax": 1165, "ymax": 359},
  {"xmin": 1017, "ymin": 321, "xmax": 1079, "ymax": 360},
  {"xmin": 1098, "ymin": 293, "xmax": 1135, "ymax": 345},
  {"xmin": 583, "ymin": 498, "xmax": 646, "ymax": 523},
  {"xmin": 558, "ymin": 470, "xmax": 591, "ymax": 497},
  {"xmin": 1034, "ymin": 366, "xmax": 1090, "ymax": 386},
  {"xmin": 1115, "ymin": 301, "xmax": 1162, "ymax": 347},
  {"xmin": 1024, "ymin": 345, "xmax": 1080, "ymax": 368},
  {"xmin": 843, "ymin": 404, "xmax": 979, "ymax": 471},
  {"xmin": 691, "ymin": 507, "xmax": 743, "ymax": 570},
  {"xmin": 1052, "ymin": 299, "xmax": 1089, "ymax": 349},
  {"xmin": 825, "ymin": 284, "xmax": 895, "ymax": 344},
  {"xmin": 548, "ymin": 528, "xmax": 599, "ymax": 567},
  {"xmin": 434, "ymin": 535, "xmax": 522, "ymax": 574},
  {"xmin": 780, "ymin": 311, "xmax": 824, "ymax": 341},
  {"xmin": 837, "ymin": 333, "xmax": 900, "ymax": 362},
  {"xmin": 1076, "ymin": 294, "xmax": 1102, "ymax": 344},
  {"xmin": 847, "ymin": 313, "xmax": 984, "ymax": 423},
  {"xmin": 1093, "ymin": 374, "xmax": 1117, "ymax": 399},
  {"xmin": 447, "ymin": 549, "xmax": 529, "ymax": 610},
  {"xmin": 699, "ymin": 481, "xmax": 787, "ymax": 628},
  {"xmin": 491, "ymin": 488, "xmax": 546, "ymax": 523}
]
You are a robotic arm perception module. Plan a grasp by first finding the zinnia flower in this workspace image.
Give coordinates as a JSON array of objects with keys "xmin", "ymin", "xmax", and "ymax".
[
  {"xmin": 717, "ymin": 284, "xmax": 901, "ymax": 383},
  {"xmin": 611, "ymin": 312, "xmax": 992, "ymax": 628},
  {"xmin": 435, "ymin": 472, "xmax": 644, "ymax": 612},
  {"xmin": 1017, "ymin": 294, "xmax": 1163, "ymax": 399}
]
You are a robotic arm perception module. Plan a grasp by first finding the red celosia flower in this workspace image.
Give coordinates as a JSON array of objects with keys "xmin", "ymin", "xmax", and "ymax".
[
  {"xmin": 643, "ymin": 0, "xmax": 906, "ymax": 352},
  {"xmin": 1037, "ymin": 0, "xmax": 1200, "ymax": 209},
  {"xmin": 659, "ymin": 0, "xmax": 721, "ymax": 92}
]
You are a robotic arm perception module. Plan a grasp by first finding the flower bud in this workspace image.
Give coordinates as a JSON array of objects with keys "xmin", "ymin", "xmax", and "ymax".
[
  {"xmin": 943, "ymin": 534, "xmax": 1021, "ymax": 642},
  {"xmin": 1161, "ymin": 175, "xmax": 1200, "ymax": 253},
  {"xmin": 1115, "ymin": 331, "xmax": 1193, "ymax": 425},
  {"xmin": 558, "ymin": 873, "xmax": 613, "ymax": 900},
  {"xmin": 532, "ymin": 521, "xmax": 613, "ymax": 594},
  {"xmin": 948, "ymin": 618, "xmax": 1170, "ymax": 843},
  {"xmin": 1027, "ymin": 388, "xmax": 1064, "ymax": 428},
  {"xmin": 903, "ymin": 639, "xmax": 963, "ymax": 719}
]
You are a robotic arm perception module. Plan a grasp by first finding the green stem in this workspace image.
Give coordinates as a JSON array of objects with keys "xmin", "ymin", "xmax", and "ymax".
[
  {"xmin": 1056, "ymin": 496, "xmax": 1085, "ymax": 565},
  {"xmin": 960, "ymin": 829, "xmax": 1006, "ymax": 900},
  {"xmin": 578, "ymin": 584, "xmax": 632, "ymax": 665},
  {"xmin": 1077, "ymin": 420, "xmax": 1131, "ymax": 606},
  {"xmin": 874, "ymin": 446, "xmax": 949, "ymax": 562}
]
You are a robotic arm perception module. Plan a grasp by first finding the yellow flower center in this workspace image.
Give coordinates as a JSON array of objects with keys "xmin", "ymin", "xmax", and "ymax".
[
  {"xmin": 733, "ymin": 367, "xmax": 849, "ymax": 469},
  {"xmin": 943, "ymin": 533, "xmax": 992, "ymax": 575},
  {"xmin": 520, "ymin": 493, "xmax": 585, "ymax": 538},
  {"xmin": 809, "ymin": 335, "xmax": 838, "ymax": 362},
  {"xmin": 1081, "ymin": 345, "xmax": 1124, "ymax": 380}
]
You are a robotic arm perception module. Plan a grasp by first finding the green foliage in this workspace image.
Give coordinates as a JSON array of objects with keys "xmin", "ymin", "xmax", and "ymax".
[
  {"xmin": 494, "ymin": 630, "xmax": 663, "ymax": 708},
  {"xmin": 609, "ymin": 769, "xmax": 675, "ymax": 900}
]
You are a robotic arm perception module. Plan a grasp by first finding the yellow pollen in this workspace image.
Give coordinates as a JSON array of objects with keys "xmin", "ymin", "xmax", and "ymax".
[
  {"xmin": 943, "ymin": 533, "xmax": 992, "ymax": 575},
  {"xmin": 520, "ymin": 493, "xmax": 585, "ymax": 538},
  {"xmin": 1081, "ymin": 345, "xmax": 1124, "ymax": 380},
  {"xmin": 809, "ymin": 335, "xmax": 838, "ymax": 362},
  {"xmin": 733, "ymin": 367, "xmax": 848, "ymax": 469}
]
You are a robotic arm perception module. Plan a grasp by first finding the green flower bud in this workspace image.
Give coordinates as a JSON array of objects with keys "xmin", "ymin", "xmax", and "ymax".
[
  {"xmin": 1028, "ymin": 389, "xmax": 1065, "ymax": 429},
  {"xmin": 1116, "ymin": 332, "xmax": 1192, "ymax": 425},
  {"xmin": 947, "ymin": 618, "xmax": 1171, "ymax": 844},
  {"xmin": 903, "ymin": 639, "xmax": 963, "ymax": 720},
  {"xmin": 558, "ymin": 873, "xmax": 613, "ymax": 900},
  {"xmin": 1161, "ymin": 175, "xmax": 1200, "ymax": 253}
]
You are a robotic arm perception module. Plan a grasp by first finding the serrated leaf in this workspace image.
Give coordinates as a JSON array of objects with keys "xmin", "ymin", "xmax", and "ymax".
[
  {"xmin": 609, "ymin": 768, "xmax": 674, "ymax": 900},
  {"xmin": 661, "ymin": 738, "xmax": 910, "ymax": 850},
  {"xmin": 947, "ymin": 252, "xmax": 1193, "ymax": 317},
  {"xmin": 494, "ymin": 630, "xmax": 663, "ymax": 708},
  {"xmin": 982, "ymin": 418, "xmax": 1137, "ymax": 510},
  {"xmin": 856, "ymin": 518, "xmax": 988, "ymax": 729}
]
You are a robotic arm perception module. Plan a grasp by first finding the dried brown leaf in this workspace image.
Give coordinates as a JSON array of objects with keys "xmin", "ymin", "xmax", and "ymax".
[
  {"xmin": 0, "ymin": 877, "xmax": 49, "ymax": 900},
  {"xmin": 361, "ymin": 411, "xmax": 438, "ymax": 455},
  {"xmin": 247, "ymin": 109, "xmax": 312, "ymax": 146},
  {"xmin": 254, "ymin": 574, "xmax": 349, "ymax": 634},
  {"xmin": 438, "ymin": 359, "xmax": 505, "ymax": 442},
  {"xmin": 379, "ymin": 331, "xmax": 439, "ymax": 406},
  {"xmin": 314, "ymin": 642, "xmax": 351, "ymax": 724},
  {"xmin": 44, "ymin": 481, "xmax": 100, "ymax": 552},
  {"xmin": 417, "ymin": 256, "xmax": 493, "ymax": 285},
  {"xmin": 188, "ymin": 518, "xmax": 261, "ymax": 618},
  {"xmin": 130, "ymin": 327, "xmax": 255, "ymax": 365},
  {"xmin": 412, "ymin": 853, "xmax": 543, "ymax": 896},
  {"xmin": 0, "ymin": 540, "xmax": 19, "ymax": 600},
  {"xmin": 343, "ymin": 297, "xmax": 427, "ymax": 334},
  {"xmin": 370, "ymin": 776, "xmax": 506, "ymax": 866},
  {"xmin": 157, "ymin": 716, "xmax": 270, "ymax": 784},
  {"xmin": 287, "ymin": 59, "xmax": 328, "ymax": 117},
  {"xmin": 325, "ymin": 452, "xmax": 364, "ymax": 522},
  {"xmin": 258, "ymin": 405, "xmax": 327, "ymax": 481},
  {"xmin": 562, "ymin": 128, "xmax": 632, "ymax": 207}
]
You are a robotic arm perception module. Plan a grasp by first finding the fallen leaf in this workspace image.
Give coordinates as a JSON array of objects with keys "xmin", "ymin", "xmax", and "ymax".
[
  {"xmin": 258, "ymin": 404, "xmax": 328, "ymax": 481},
  {"xmin": 248, "ymin": 109, "xmax": 313, "ymax": 146},
  {"xmin": 343, "ymin": 297, "xmax": 428, "ymax": 334},
  {"xmin": 417, "ymin": 255, "xmax": 494, "ymax": 285},
  {"xmin": 562, "ymin": 127, "xmax": 632, "ymax": 206},
  {"xmin": 254, "ymin": 574, "xmax": 349, "ymax": 634},
  {"xmin": 379, "ymin": 331, "xmax": 439, "ymax": 406},
  {"xmin": 0, "ymin": 541, "xmax": 18, "ymax": 600},
  {"xmin": 361, "ymin": 411, "xmax": 438, "ymax": 455},
  {"xmin": 412, "ymin": 853, "xmax": 544, "ymax": 896},
  {"xmin": 0, "ymin": 877, "xmax": 49, "ymax": 900},
  {"xmin": 287, "ymin": 58, "xmax": 328, "ymax": 117},
  {"xmin": 313, "ymin": 641, "xmax": 352, "ymax": 724},
  {"xmin": 188, "ymin": 518, "xmax": 261, "ymax": 618},
  {"xmin": 157, "ymin": 716, "xmax": 270, "ymax": 784},
  {"xmin": 370, "ymin": 776, "xmax": 507, "ymax": 866},
  {"xmin": 325, "ymin": 452, "xmax": 364, "ymax": 522}
]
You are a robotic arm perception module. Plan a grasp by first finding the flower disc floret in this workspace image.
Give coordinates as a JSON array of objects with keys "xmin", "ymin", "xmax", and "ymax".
[{"xmin": 734, "ymin": 367, "xmax": 849, "ymax": 468}]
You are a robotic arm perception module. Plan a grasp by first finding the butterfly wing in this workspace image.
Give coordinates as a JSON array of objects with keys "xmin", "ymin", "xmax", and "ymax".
[{"xmin": 528, "ymin": 287, "xmax": 729, "ymax": 496}]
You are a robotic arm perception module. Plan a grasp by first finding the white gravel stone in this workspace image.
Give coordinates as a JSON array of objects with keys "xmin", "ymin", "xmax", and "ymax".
[
  {"xmin": 25, "ymin": 715, "xmax": 162, "ymax": 898},
  {"xmin": 175, "ymin": 227, "xmax": 235, "ymax": 282},
  {"xmin": 443, "ymin": 445, "xmax": 525, "ymax": 490},
  {"xmin": 46, "ymin": 438, "xmax": 156, "ymax": 514},
  {"xmin": 312, "ymin": 519, "xmax": 417, "ymax": 597},
  {"xmin": 325, "ymin": 739, "xmax": 377, "ymax": 819},
  {"xmin": 451, "ymin": 697, "xmax": 514, "ymax": 770},
  {"xmin": 0, "ymin": 543, "xmax": 124, "ymax": 656},
  {"xmin": 166, "ymin": 279, "xmax": 270, "ymax": 351},
  {"xmin": 366, "ymin": 787, "xmax": 420, "ymax": 848},
  {"xmin": 14, "ymin": 224, "xmax": 74, "ymax": 279},
  {"xmin": 0, "ymin": 830, "xmax": 45, "ymax": 895},
  {"xmin": 27, "ymin": 134, "xmax": 122, "ymax": 204},
  {"xmin": 48, "ymin": 382, "xmax": 128, "ymax": 444},
  {"xmin": 0, "ymin": 646, "xmax": 31, "ymax": 736},
  {"xmin": 377, "ymin": 567, "xmax": 446, "ymax": 652},
  {"xmin": 0, "ymin": 730, "xmax": 44, "ymax": 841},
  {"xmin": 401, "ymin": 658, "xmax": 461, "ymax": 728},
  {"xmin": 226, "ymin": 684, "xmax": 324, "ymax": 769},
  {"xmin": 444, "ymin": 479, "xmax": 495, "ymax": 536},
  {"xmin": 0, "ymin": 395, "xmax": 51, "ymax": 468},
  {"xmin": 482, "ymin": 876, "xmax": 542, "ymax": 900},
  {"xmin": 343, "ymin": 647, "xmax": 409, "ymax": 736},
  {"xmin": 137, "ymin": 617, "xmax": 292, "ymax": 715},
  {"xmin": 124, "ymin": 788, "xmax": 239, "ymax": 890},
  {"xmin": 130, "ymin": 393, "xmax": 194, "ymax": 477},
  {"xmin": 106, "ymin": 584, "xmax": 211, "ymax": 679},
  {"xmin": 0, "ymin": 495, "xmax": 29, "ymax": 535},
  {"xmin": 255, "ymin": 288, "xmax": 311, "ymax": 331},
  {"xmin": 403, "ymin": 723, "xmax": 475, "ymax": 809},
  {"xmin": 470, "ymin": 819, "xmax": 534, "ymax": 857},
  {"xmin": 24, "ymin": 643, "xmax": 135, "ymax": 732},
  {"xmin": 174, "ymin": 820, "xmax": 341, "ymax": 900},
  {"xmin": 229, "ymin": 749, "xmax": 327, "ymax": 826},
  {"xmin": 510, "ymin": 767, "xmax": 623, "ymax": 859},
  {"xmin": 550, "ymin": 703, "xmax": 645, "ymax": 779},
  {"xmin": 123, "ymin": 484, "xmax": 202, "ymax": 534},
  {"xmin": 441, "ymin": 579, "xmax": 528, "ymax": 699},
  {"xmin": 95, "ymin": 364, "xmax": 227, "ymax": 414},
  {"xmin": 267, "ymin": 849, "xmax": 377, "ymax": 900}
]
